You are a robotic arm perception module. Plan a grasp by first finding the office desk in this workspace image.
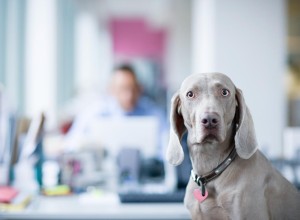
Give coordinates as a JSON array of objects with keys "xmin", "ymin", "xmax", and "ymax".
[{"xmin": 0, "ymin": 195, "xmax": 190, "ymax": 220}]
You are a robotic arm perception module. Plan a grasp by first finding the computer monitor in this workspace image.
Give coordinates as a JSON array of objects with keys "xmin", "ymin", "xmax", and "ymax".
[{"xmin": 86, "ymin": 116, "xmax": 160, "ymax": 158}]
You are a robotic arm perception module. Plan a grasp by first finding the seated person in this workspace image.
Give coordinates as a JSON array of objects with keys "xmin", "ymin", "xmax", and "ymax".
[{"xmin": 65, "ymin": 64, "xmax": 167, "ymax": 155}]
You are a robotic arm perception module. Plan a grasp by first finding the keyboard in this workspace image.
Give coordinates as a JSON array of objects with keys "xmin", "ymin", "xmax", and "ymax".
[{"xmin": 118, "ymin": 190, "xmax": 185, "ymax": 203}]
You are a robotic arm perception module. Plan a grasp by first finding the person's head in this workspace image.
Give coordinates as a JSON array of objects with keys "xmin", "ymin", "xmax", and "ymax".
[{"xmin": 110, "ymin": 64, "xmax": 141, "ymax": 112}]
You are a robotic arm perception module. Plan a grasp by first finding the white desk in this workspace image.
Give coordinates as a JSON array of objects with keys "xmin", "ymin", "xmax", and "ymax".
[{"xmin": 0, "ymin": 195, "xmax": 190, "ymax": 220}]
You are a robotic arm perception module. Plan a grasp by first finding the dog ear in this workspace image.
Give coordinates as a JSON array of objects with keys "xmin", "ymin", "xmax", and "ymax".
[
  {"xmin": 166, "ymin": 92, "xmax": 186, "ymax": 166},
  {"xmin": 235, "ymin": 88, "xmax": 258, "ymax": 159}
]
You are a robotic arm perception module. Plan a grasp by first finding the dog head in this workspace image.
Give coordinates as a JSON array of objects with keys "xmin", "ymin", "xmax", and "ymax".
[{"xmin": 166, "ymin": 72, "xmax": 258, "ymax": 166}]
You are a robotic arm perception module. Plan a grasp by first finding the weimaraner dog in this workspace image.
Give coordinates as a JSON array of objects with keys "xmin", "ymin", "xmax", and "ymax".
[{"xmin": 166, "ymin": 72, "xmax": 300, "ymax": 220}]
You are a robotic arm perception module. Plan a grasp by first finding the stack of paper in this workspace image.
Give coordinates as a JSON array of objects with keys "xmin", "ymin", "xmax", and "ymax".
[{"xmin": 0, "ymin": 186, "xmax": 32, "ymax": 212}]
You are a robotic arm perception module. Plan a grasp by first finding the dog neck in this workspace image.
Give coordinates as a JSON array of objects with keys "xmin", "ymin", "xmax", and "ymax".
[{"xmin": 188, "ymin": 125, "xmax": 235, "ymax": 176}]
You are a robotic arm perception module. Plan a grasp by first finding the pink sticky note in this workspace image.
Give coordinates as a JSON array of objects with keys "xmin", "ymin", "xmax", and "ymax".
[{"xmin": 193, "ymin": 188, "xmax": 208, "ymax": 203}]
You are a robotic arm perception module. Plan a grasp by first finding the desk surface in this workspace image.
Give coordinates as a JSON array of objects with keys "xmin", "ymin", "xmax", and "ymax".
[{"xmin": 0, "ymin": 195, "xmax": 190, "ymax": 220}]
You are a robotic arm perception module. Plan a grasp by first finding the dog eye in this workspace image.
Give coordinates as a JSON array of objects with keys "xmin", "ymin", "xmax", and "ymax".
[
  {"xmin": 186, "ymin": 91, "xmax": 194, "ymax": 98},
  {"xmin": 221, "ymin": 89, "xmax": 230, "ymax": 97}
]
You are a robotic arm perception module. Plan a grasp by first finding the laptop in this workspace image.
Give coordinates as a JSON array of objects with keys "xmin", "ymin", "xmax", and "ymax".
[{"xmin": 87, "ymin": 116, "xmax": 160, "ymax": 157}]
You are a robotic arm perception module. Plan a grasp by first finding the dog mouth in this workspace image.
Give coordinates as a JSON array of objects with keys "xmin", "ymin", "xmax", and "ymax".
[
  {"xmin": 202, "ymin": 134, "xmax": 219, "ymax": 143},
  {"xmin": 197, "ymin": 129, "xmax": 220, "ymax": 144}
]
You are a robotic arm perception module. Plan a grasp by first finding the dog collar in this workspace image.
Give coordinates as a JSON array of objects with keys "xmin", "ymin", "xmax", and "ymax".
[{"xmin": 191, "ymin": 147, "xmax": 237, "ymax": 196}]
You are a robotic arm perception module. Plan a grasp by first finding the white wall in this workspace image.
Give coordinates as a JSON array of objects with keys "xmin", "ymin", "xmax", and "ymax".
[
  {"xmin": 166, "ymin": 0, "xmax": 192, "ymax": 93},
  {"xmin": 192, "ymin": 0, "xmax": 287, "ymax": 157},
  {"xmin": 74, "ymin": 12, "xmax": 112, "ymax": 93},
  {"xmin": 192, "ymin": 0, "xmax": 216, "ymax": 73},
  {"xmin": 25, "ymin": 0, "xmax": 57, "ymax": 129}
]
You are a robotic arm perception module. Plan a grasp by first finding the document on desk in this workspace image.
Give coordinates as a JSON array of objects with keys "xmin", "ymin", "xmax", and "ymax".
[
  {"xmin": 78, "ymin": 191, "xmax": 120, "ymax": 205},
  {"xmin": 86, "ymin": 116, "xmax": 159, "ymax": 157}
]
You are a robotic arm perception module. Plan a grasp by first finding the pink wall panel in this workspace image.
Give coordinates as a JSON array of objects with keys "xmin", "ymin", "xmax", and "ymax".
[{"xmin": 110, "ymin": 18, "xmax": 166, "ymax": 59}]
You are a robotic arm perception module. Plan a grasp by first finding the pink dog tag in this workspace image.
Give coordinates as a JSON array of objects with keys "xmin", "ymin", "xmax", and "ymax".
[{"xmin": 193, "ymin": 188, "xmax": 208, "ymax": 203}]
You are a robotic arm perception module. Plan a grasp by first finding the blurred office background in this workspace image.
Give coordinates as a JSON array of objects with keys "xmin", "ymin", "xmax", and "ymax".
[{"xmin": 0, "ymin": 0, "xmax": 300, "ymax": 199}]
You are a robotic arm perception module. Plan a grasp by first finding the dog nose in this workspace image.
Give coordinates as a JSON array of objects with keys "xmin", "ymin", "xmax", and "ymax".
[{"xmin": 201, "ymin": 113, "xmax": 219, "ymax": 129}]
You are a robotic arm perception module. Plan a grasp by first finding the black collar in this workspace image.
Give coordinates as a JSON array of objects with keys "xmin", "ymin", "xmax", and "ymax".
[{"xmin": 191, "ymin": 147, "xmax": 237, "ymax": 196}]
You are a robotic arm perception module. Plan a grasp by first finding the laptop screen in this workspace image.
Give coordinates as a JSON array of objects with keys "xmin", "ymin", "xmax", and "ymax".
[{"xmin": 86, "ymin": 116, "xmax": 159, "ymax": 158}]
